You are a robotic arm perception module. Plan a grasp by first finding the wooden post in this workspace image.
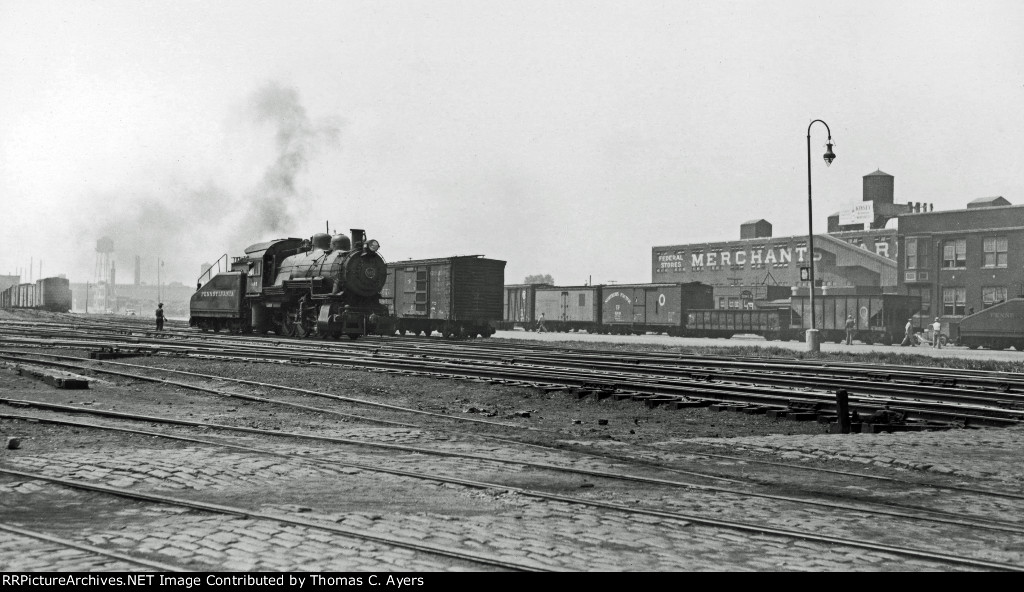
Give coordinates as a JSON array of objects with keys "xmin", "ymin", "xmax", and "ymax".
[{"xmin": 836, "ymin": 389, "xmax": 851, "ymax": 434}]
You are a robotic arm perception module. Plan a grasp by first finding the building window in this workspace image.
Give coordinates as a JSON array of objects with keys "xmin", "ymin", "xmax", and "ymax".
[
  {"xmin": 983, "ymin": 286, "xmax": 1008, "ymax": 309},
  {"xmin": 718, "ymin": 297, "xmax": 726, "ymax": 310},
  {"xmin": 578, "ymin": 294, "xmax": 586, "ymax": 306},
  {"xmin": 905, "ymin": 238, "xmax": 917, "ymax": 270},
  {"xmin": 908, "ymin": 287, "xmax": 931, "ymax": 315},
  {"xmin": 942, "ymin": 239, "xmax": 966, "ymax": 268},
  {"xmin": 728, "ymin": 297, "xmax": 739, "ymax": 309},
  {"xmin": 942, "ymin": 287, "xmax": 966, "ymax": 316},
  {"xmin": 983, "ymin": 237, "xmax": 1008, "ymax": 268}
]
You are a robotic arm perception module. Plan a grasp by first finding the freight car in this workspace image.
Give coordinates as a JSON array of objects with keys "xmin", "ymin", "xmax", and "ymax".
[
  {"xmin": 692, "ymin": 294, "xmax": 919, "ymax": 344},
  {"xmin": 598, "ymin": 283, "xmax": 714, "ymax": 335},
  {"xmin": 501, "ymin": 281, "xmax": 716, "ymax": 335},
  {"xmin": 952, "ymin": 299, "xmax": 1024, "ymax": 350},
  {"xmin": 533, "ymin": 285, "xmax": 603, "ymax": 332},
  {"xmin": 0, "ymin": 277, "xmax": 72, "ymax": 313},
  {"xmin": 687, "ymin": 307, "xmax": 796, "ymax": 340},
  {"xmin": 498, "ymin": 283, "xmax": 551, "ymax": 330},
  {"xmin": 788, "ymin": 292, "xmax": 921, "ymax": 345},
  {"xmin": 382, "ymin": 256, "xmax": 506, "ymax": 338},
  {"xmin": 190, "ymin": 229, "xmax": 391, "ymax": 339}
]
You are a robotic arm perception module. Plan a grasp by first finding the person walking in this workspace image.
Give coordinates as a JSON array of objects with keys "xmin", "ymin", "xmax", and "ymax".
[
  {"xmin": 155, "ymin": 303, "xmax": 165, "ymax": 331},
  {"xmin": 932, "ymin": 317, "xmax": 943, "ymax": 348},
  {"xmin": 901, "ymin": 318, "xmax": 915, "ymax": 347},
  {"xmin": 845, "ymin": 315, "xmax": 855, "ymax": 345},
  {"xmin": 537, "ymin": 312, "xmax": 547, "ymax": 333}
]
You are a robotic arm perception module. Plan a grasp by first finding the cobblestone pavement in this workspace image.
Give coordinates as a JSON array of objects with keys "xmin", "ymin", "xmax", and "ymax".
[
  {"xmin": 654, "ymin": 424, "xmax": 1024, "ymax": 484},
  {"xmin": 3, "ymin": 346, "xmax": 1024, "ymax": 572},
  {"xmin": 2, "ymin": 431, "xmax": 1019, "ymax": 571}
]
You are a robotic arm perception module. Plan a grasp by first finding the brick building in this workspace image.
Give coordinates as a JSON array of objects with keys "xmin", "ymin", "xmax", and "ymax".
[
  {"xmin": 652, "ymin": 170, "xmax": 906, "ymax": 307},
  {"xmin": 651, "ymin": 169, "xmax": 1021, "ymax": 323},
  {"xmin": 897, "ymin": 197, "xmax": 1024, "ymax": 329}
]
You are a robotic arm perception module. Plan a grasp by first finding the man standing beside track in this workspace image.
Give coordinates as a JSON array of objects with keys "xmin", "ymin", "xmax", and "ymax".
[
  {"xmin": 845, "ymin": 315, "xmax": 855, "ymax": 345},
  {"xmin": 155, "ymin": 303, "xmax": 165, "ymax": 331}
]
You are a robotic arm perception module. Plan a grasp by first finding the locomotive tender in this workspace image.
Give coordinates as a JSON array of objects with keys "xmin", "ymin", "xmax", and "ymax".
[
  {"xmin": 190, "ymin": 229, "xmax": 391, "ymax": 339},
  {"xmin": 952, "ymin": 298, "xmax": 1024, "ymax": 350}
]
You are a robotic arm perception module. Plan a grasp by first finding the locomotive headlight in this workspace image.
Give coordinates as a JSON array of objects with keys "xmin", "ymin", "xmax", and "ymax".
[{"xmin": 367, "ymin": 239, "xmax": 380, "ymax": 253}]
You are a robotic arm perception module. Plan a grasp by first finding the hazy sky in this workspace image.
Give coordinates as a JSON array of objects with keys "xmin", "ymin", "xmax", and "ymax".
[{"xmin": 2, "ymin": 0, "xmax": 1022, "ymax": 286}]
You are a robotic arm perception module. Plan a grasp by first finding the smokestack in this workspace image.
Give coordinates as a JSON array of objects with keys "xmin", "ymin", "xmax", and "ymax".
[
  {"xmin": 350, "ymin": 229, "xmax": 365, "ymax": 249},
  {"xmin": 110, "ymin": 260, "xmax": 117, "ymax": 312}
]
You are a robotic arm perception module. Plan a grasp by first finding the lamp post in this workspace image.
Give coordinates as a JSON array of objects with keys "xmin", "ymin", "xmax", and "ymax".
[{"xmin": 806, "ymin": 119, "xmax": 836, "ymax": 353}]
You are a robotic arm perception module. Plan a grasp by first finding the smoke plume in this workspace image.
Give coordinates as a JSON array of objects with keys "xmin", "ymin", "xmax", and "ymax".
[
  {"xmin": 73, "ymin": 81, "xmax": 341, "ymax": 286},
  {"xmin": 241, "ymin": 82, "xmax": 341, "ymax": 237}
]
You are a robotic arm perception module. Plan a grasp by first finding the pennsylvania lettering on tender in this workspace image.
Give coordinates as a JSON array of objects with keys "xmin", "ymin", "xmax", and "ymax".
[{"xmin": 197, "ymin": 290, "xmax": 236, "ymax": 297}]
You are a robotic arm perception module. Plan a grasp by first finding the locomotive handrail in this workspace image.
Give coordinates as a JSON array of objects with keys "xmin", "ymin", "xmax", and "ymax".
[{"xmin": 196, "ymin": 253, "xmax": 229, "ymax": 288}]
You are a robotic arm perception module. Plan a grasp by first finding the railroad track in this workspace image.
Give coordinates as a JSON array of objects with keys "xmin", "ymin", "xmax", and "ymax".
[
  {"xmin": 2, "ymin": 320, "xmax": 1022, "ymax": 428},
  {"xmin": 4, "ymin": 321, "xmax": 1024, "ymax": 569},
  {"xmin": 4, "ymin": 404, "xmax": 1023, "ymax": 571},
  {"xmin": 3, "ymin": 351, "xmax": 1024, "ymax": 538}
]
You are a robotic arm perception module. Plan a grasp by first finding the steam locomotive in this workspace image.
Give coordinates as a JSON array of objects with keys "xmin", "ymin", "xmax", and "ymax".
[{"xmin": 190, "ymin": 229, "xmax": 392, "ymax": 339}]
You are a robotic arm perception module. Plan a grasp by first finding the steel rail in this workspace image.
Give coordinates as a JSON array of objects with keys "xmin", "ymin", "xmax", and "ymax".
[
  {"xmin": 0, "ymin": 468, "xmax": 540, "ymax": 572},
  {"xmin": 2, "ymin": 436, "xmax": 1019, "ymax": 571},
  {"xmin": 0, "ymin": 523, "xmax": 190, "ymax": 572},
  {"xmin": 5, "ymin": 321, "xmax": 1024, "ymax": 403},
  {"xmin": 9, "ymin": 348, "xmax": 1024, "ymax": 505},
  {"xmin": 5, "ymin": 401, "xmax": 1024, "ymax": 537},
  {"xmin": 2, "ymin": 336, "xmax": 1021, "ymax": 428},
  {"xmin": 6, "ymin": 322, "xmax": 1024, "ymax": 413}
]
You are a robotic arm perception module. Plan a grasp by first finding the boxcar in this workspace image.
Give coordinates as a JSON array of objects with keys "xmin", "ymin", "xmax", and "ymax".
[
  {"xmin": 16, "ymin": 283, "xmax": 36, "ymax": 308},
  {"xmin": 499, "ymin": 283, "xmax": 550, "ymax": 330},
  {"xmin": 36, "ymin": 277, "xmax": 72, "ymax": 312},
  {"xmin": 953, "ymin": 299, "xmax": 1024, "ymax": 350},
  {"xmin": 534, "ymin": 285, "xmax": 602, "ymax": 332},
  {"xmin": 383, "ymin": 256, "xmax": 506, "ymax": 338},
  {"xmin": 599, "ymin": 282, "xmax": 713, "ymax": 335},
  {"xmin": 789, "ymin": 293, "xmax": 921, "ymax": 345}
]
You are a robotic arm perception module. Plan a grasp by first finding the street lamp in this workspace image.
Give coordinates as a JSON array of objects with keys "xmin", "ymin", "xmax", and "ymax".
[{"xmin": 806, "ymin": 119, "xmax": 835, "ymax": 353}]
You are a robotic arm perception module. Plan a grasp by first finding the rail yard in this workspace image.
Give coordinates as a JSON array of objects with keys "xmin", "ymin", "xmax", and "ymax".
[{"xmin": 2, "ymin": 310, "xmax": 1023, "ymax": 572}]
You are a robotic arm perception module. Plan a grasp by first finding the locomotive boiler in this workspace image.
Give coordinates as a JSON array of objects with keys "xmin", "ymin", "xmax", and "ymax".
[{"xmin": 190, "ymin": 229, "xmax": 392, "ymax": 339}]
